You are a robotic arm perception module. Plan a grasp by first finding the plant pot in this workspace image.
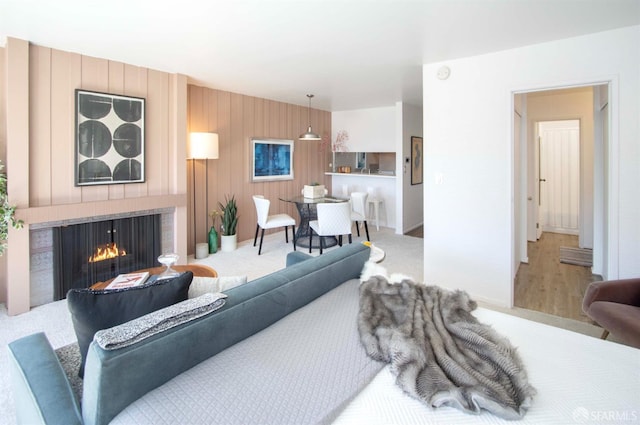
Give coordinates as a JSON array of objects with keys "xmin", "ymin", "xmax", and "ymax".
[
  {"xmin": 208, "ymin": 226, "xmax": 218, "ymax": 254},
  {"xmin": 221, "ymin": 234, "xmax": 237, "ymax": 252},
  {"xmin": 303, "ymin": 184, "xmax": 325, "ymax": 199}
]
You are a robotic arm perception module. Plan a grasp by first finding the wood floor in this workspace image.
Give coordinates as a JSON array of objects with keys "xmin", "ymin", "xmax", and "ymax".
[
  {"xmin": 404, "ymin": 225, "xmax": 423, "ymax": 238},
  {"xmin": 406, "ymin": 227, "xmax": 601, "ymax": 323},
  {"xmin": 514, "ymin": 232, "xmax": 602, "ymax": 323}
]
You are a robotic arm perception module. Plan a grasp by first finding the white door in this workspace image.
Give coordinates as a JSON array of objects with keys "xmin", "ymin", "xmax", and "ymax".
[{"xmin": 538, "ymin": 120, "xmax": 580, "ymax": 235}]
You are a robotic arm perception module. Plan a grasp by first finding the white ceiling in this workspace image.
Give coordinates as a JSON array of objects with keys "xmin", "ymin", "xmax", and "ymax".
[{"xmin": 1, "ymin": 0, "xmax": 638, "ymax": 111}]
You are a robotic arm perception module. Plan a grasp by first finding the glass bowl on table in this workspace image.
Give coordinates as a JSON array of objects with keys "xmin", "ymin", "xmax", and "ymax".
[{"xmin": 157, "ymin": 253, "xmax": 180, "ymax": 279}]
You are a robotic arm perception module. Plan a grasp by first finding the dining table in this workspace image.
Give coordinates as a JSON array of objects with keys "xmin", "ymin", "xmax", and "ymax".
[{"xmin": 279, "ymin": 195, "xmax": 348, "ymax": 249}]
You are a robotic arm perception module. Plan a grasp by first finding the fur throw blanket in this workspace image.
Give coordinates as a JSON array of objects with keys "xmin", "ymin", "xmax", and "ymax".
[{"xmin": 358, "ymin": 264, "xmax": 535, "ymax": 420}]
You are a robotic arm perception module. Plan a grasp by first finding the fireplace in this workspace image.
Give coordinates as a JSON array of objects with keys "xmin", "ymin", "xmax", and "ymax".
[{"xmin": 52, "ymin": 215, "xmax": 161, "ymax": 299}]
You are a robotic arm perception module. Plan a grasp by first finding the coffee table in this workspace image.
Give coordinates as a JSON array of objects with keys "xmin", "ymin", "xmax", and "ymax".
[{"xmin": 91, "ymin": 264, "xmax": 217, "ymax": 290}]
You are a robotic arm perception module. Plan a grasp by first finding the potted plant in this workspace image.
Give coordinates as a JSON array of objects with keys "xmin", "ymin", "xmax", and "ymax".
[
  {"xmin": 0, "ymin": 160, "xmax": 23, "ymax": 255},
  {"xmin": 303, "ymin": 181, "xmax": 325, "ymax": 199},
  {"xmin": 218, "ymin": 194, "xmax": 238, "ymax": 252}
]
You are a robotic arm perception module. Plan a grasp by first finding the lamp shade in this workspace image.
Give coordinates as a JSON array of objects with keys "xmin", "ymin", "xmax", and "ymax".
[
  {"xmin": 299, "ymin": 94, "xmax": 321, "ymax": 141},
  {"xmin": 188, "ymin": 132, "xmax": 219, "ymax": 159},
  {"xmin": 299, "ymin": 126, "xmax": 321, "ymax": 141}
]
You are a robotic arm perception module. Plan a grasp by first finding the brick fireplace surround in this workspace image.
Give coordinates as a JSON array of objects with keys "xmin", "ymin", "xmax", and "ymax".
[
  {"xmin": 31, "ymin": 208, "xmax": 176, "ymax": 307},
  {"xmin": 6, "ymin": 196, "xmax": 189, "ymax": 316}
]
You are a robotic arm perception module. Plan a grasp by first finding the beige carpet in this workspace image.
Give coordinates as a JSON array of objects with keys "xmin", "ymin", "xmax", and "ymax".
[{"xmin": 190, "ymin": 227, "xmax": 424, "ymax": 283}]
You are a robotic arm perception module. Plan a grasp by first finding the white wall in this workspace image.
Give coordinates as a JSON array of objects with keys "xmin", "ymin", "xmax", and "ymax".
[
  {"xmin": 514, "ymin": 93, "xmax": 525, "ymax": 272},
  {"xmin": 592, "ymin": 85, "xmax": 609, "ymax": 277},
  {"xmin": 332, "ymin": 103, "xmax": 423, "ymax": 234},
  {"xmin": 423, "ymin": 26, "xmax": 640, "ymax": 307},
  {"xmin": 332, "ymin": 106, "xmax": 396, "ymax": 151}
]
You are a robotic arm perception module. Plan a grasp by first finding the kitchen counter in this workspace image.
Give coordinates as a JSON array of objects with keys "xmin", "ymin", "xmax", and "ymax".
[
  {"xmin": 325, "ymin": 172, "xmax": 396, "ymax": 179},
  {"xmin": 327, "ymin": 172, "xmax": 396, "ymax": 229}
]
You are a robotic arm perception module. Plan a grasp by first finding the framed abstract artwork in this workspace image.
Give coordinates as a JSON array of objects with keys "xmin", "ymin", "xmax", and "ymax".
[
  {"xmin": 411, "ymin": 136, "xmax": 423, "ymax": 185},
  {"xmin": 75, "ymin": 89, "xmax": 145, "ymax": 186},
  {"xmin": 251, "ymin": 138, "xmax": 294, "ymax": 182}
]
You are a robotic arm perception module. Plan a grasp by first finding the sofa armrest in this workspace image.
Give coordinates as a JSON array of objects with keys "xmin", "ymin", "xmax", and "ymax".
[
  {"xmin": 583, "ymin": 278, "xmax": 640, "ymax": 312},
  {"xmin": 8, "ymin": 332, "xmax": 82, "ymax": 425},
  {"xmin": 286, "ymin": 251, "xmax": 313, "ymax": 267}
]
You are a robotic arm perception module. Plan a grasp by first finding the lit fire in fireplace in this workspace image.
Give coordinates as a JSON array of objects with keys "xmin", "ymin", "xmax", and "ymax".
[{"xmin": 88, "ymin": 242, "xmax": 127, "ymax": 263}]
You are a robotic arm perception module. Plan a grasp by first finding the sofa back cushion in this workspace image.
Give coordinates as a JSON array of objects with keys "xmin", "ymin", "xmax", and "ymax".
[{"xmin": 67, "ymin": 272, "xmax": 193, "ymax": 377}]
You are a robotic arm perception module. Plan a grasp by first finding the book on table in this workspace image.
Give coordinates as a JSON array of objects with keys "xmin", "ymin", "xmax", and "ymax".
[{"xmin": 105, "ymin": 272, "xmax": 150, "ymax": 290}]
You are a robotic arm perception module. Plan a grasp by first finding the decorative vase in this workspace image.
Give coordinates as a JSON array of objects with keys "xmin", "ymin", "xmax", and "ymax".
[
  {"xmin": 208, "ymin": 226, "xmax": 218, "ymax": 254},
  {"xmin": 303, "ymin": 184, "xmax": 325, "ymax": 199},
  {"xmin": 221, "ymin": 234, "xmax": 237, "ymax": 252}
]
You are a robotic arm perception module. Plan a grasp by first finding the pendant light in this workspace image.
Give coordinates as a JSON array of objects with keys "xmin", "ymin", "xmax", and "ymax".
[{"xmin": 299, "ymin": 94, "xmax": 321, "ymax": 141}]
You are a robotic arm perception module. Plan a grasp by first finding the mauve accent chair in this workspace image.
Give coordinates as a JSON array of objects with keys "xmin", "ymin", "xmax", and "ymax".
[{"xmin": 582, "ymin": 278, "xmax": 640, "ymax": 349}]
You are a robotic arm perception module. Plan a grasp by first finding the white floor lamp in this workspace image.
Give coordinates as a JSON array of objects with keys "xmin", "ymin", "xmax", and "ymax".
[{"xmin": 188, "ymin": 132, "xmax": 219, "ymax": 257}]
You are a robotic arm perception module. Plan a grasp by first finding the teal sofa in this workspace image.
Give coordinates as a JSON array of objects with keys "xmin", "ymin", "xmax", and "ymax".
[{"xmin": 8, "ymin": 243, "xmax": 374, "ymax": 425}]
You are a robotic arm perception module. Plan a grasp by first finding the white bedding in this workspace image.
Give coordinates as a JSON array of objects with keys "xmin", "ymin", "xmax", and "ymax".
[
  {"xmin": 333, "ymin": 307, "xmax": 640, "ymax": 425},
  {"xmin": 111, "ymin": 279, "xmax": 384, "ymax": 425}
]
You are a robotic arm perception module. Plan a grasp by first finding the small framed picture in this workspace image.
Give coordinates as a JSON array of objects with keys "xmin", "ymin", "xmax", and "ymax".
[
  {"xmin": 251, "ymin": 138, "xmax": 294, "ymax": 182},
  {"xmin": 411, "ymin": 136, "xmax": 423, "ymax": 185},
  {"xmin": 356, "ymin": 152, "xmax": 366, "ymax": 169},
  {"xmin": 75, "ymin": 89, "xmax": 145, "ymax": 186}
]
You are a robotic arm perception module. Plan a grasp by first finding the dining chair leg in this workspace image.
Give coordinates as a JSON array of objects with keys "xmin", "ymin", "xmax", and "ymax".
[
  {"xmin": 291, "ymin": 225, "xmax": 297, "ymax": 251},
  {"xmin": 309, "ymin": 232, "xmax": 313, "ymax": 253},
  {"xmin": 284, "ymin": 227, "xmax": 289, "ymax": 243},
  {"xmin": 364, "ymin": 220, "xmax": 370, "ymax": 242},
  {"xmin": 355, "ymin": 222, "xmax": 361, "ymax": 237},
  {"xmin": 319, "ymin": 236, "xmax": 324, "ymax": 255},
  {"xmin": 348, "ymin": 234, "xmax": 352, "ymax": 244},
  {"xmin": 258, "ymin": 228, "xmax": 265, "ymax": 255},
  {"xmin": 254, "ymin": 224, "xmax": 260, "ymax": 246},
  {"xmin": 338, "ymin": 235, "xmax": 343, "ymax": 247}
]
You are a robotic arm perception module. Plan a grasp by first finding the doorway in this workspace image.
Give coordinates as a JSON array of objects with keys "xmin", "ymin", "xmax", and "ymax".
[
  {"xmin": 537, "ymin": 119, "xmax": 580, "ymax": 238},
  {"xmin": 513, "ymin": 85, "xmax": 606, "ymax": 322}
]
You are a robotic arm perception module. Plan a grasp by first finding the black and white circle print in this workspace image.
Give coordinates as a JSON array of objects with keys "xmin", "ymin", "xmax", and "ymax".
[
  {"xmin": 78, "ymin": 120, "xmax": 112, "ymax": 157},
  {"xmin": 113, "ymin": 123, "xmax": 142, "ymax": 158},
  {"xmin": 78, "ymin": 94, "xmax": 112, "ymax": 119},
  {"xmin": 78, "ymin": 159, "xmax": 112, "ymax": 184},
  {"xmin": 113, "ymin": 159, "xmax": 142, "ymax": 181},
  {"xmin": 76, "ymin": 91, "xmax": 144, "ymax": 185},
  {"xmin": 113, "ymin": 98, "xmax": 143, "ymax": 122}
]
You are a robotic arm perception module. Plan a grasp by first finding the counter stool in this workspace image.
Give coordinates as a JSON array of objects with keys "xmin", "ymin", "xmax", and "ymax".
[{"xmin": 366, "ymin": 187, "xmax": 384, "ymax": 231}]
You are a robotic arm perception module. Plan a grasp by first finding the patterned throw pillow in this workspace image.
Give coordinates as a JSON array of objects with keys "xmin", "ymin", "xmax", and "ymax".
[
  {"xmin": 188, "ymin": 275, "xmax": 248, "ymax": 298},
  {"xmin": 67, "ymin": 272, "xmax": 193, "ymax": 377}
]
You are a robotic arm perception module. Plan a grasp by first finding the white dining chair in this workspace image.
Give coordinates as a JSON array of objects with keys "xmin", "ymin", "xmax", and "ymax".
[
  {"xmin": 366, "ymin": 187, "xmax": 384, "ymax": 231},
  {"xmin": 252, "ymin": 195, "xmax": 296, "ymax": 255},
  {"xmin": 350, "ymin": 192, "xmax": 370, "ymax": 241},
  {"xmin": 308, "ymin": 202, "xmax": 352, "ymax": 254}
]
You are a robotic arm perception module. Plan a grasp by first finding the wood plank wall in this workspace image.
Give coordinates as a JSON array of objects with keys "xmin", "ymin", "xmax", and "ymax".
[
  {"xmin": 1, "ymin": 39, "xmax": 188, "ymax": 312},
  {"xmin": 28, "ymin": 44, "xmax": 182, "ymax": 206},
  {"xmin": 187, "ymin": 85, "xmax": 332, "ymax": 252},
  {"xmin": 0, "ymin": 47, "xmax": 6, "ymax": 299}
]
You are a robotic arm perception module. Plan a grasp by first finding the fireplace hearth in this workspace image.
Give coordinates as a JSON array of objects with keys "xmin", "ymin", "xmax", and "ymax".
[{"xmin": 52, "ymin": 215, "xmax": 161, "ymax": 299}]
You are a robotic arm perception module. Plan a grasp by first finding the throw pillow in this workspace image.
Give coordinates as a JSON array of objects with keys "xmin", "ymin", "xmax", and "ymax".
[
  {"xmin": 67, "ymin": 271, "xmax": 193, "ymax": 377},
  {"xmin": 188, "ymin": 275, "xmax": 248, "ymax": 298}
]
